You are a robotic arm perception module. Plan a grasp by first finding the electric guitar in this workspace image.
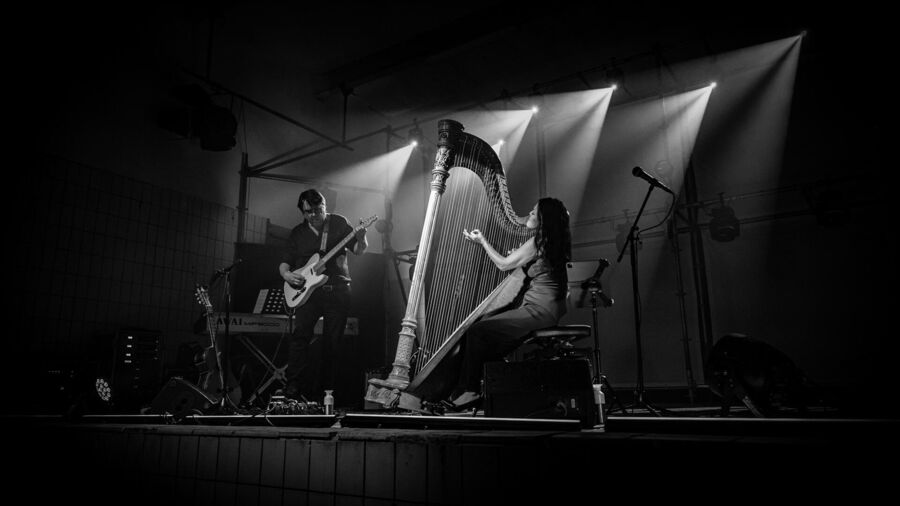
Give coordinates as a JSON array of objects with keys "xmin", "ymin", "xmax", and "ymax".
[
  {"xmin": 194, "ymin": 284, "xmax": 243, "ymax": 406},
  {"xmin": 283, "ymin": 215, "xmax": 377, "ymax": 308}
]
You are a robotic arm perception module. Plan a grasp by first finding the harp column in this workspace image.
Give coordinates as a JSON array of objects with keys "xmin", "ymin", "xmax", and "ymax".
[{"xmin": 371, "ymin": 119, "xmax": 462, "ymax": 388}]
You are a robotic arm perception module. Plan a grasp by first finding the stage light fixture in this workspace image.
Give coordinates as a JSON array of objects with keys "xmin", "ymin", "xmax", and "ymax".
[
  {"xmin": 605, "ymin": 59, "xmax": 625, "ymax": 89},
  {"xmin": 709, "ymin": 193, "xmax": 740, "ymax": 242},
  {"xmin": 408, "ymin": 123, "xmax": 423, "ymax": 148},
  {"xmin": 95, "ymin": 377, "xmax": 112, "ymax": 403}
]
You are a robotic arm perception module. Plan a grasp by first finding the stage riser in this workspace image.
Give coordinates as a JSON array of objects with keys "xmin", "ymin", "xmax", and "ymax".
[{"xmin": 6, "ymin": 422, "xmax": 891, "ymax": 504}]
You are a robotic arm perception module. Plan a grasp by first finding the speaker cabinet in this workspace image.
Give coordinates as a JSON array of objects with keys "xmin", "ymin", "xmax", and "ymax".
[
  {"xmin": 484, "ymin": 360, "xmax": 595, "ymax": 427},
  {"xmin": 149, "ymin": 378, "xmax": 216, "ymax": 418}
]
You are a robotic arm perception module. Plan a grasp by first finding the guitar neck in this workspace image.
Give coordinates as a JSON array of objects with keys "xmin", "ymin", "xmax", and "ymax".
[
  {"xmin": 204, "ymin": 310, "xmax": 217, "ymax": 346},
  {"xmin": 314, "ymin": 226, "xmax": 362, "ymax": 269}
]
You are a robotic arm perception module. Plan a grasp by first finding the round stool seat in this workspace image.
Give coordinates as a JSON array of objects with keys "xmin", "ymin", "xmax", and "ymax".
[
  {"xmin": 522, "ymin": 325, "xmax": 593, "ymax": 360},
  {"xmin": 527, "ymin": 325, "xmax": 591, "ymax": 340}
]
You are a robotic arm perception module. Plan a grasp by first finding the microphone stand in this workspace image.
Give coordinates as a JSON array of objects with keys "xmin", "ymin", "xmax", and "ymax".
[
  {"xmin": 616, "ymin": 185, "xmax": 664, "ymax": 417},
  {"xmin": 209, "ymin": 259, "xmax": 243, "ymax": 414}
]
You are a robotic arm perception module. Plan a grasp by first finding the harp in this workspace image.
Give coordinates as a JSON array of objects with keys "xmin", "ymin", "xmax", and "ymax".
[{"xmin": 366, "ymin": 119, "xmax": 532, "ymax": 410}]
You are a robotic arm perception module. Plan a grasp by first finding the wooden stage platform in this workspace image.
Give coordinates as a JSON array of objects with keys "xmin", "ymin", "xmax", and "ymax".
[{"xmin": 3, "ymin": 410, "xmax": 896, "ymax": 504}]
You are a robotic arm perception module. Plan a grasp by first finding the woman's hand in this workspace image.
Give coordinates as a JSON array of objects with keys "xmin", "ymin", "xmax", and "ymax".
[{"xmin": 462, "ymin": 228, "xmax": 485, "ymax": 245}]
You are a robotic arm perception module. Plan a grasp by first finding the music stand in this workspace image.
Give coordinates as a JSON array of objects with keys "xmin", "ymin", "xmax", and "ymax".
[
  {"xmin": 616, "ymin": 185, "xmax": 666, "ymax": 417},
  {"xmin": 574, "ymin": 260, "xmax": 627, "ymax": 418}
]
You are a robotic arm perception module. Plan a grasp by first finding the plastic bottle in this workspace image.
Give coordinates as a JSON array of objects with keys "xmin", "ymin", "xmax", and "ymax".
[
  {"xmin": 324, "ymin": 390, "xmax": 334, "ymax": 415},
  {"xmin": 592, "ymin": 383, "xmax": 605, "ymax": 426}
]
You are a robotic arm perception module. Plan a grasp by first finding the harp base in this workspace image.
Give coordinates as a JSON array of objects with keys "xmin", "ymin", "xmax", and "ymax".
[{"xmin": 364, "ymin": 383, "xmax": 401, "ymax": 408}]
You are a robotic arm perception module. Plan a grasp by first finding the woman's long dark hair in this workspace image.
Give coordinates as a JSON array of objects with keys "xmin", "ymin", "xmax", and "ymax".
[{"xmin": 534, "ymin": 197, "xmax": 572, "ymax": 273}]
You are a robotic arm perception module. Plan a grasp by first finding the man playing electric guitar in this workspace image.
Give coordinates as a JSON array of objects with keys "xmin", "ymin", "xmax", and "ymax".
[{"xmin": 278, "ymin": 189, "xmax": 369, "ymax": 403}]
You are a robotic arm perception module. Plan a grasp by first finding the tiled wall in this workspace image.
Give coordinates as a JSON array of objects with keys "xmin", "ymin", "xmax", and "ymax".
[{"xmin": 17, "ymin": 156, "xmax": 270, "ymax": 371}]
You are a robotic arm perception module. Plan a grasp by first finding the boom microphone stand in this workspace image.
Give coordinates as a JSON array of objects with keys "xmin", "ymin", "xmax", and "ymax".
[
  {"xmin": 616, "ymin": 178, "xmax": 664, "ymax": 417},
  {"xmin": 209, "ymin": 259, "xmax": 243, "ymax": 414}
]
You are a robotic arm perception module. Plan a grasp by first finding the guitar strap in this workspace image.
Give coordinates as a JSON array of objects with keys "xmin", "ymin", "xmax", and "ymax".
[{"xmin": 319, "ymin": 215, "xmax": 330, "ymax": 255}]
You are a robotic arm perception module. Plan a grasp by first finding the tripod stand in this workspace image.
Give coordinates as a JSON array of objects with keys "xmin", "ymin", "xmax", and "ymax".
[
  {"xmin": 577, "ymin": 259, "xmax": 627, "ymax": 418},
  {"xmin": 616, "ymin": 184, "xmax": 666, "ymax": 417}
]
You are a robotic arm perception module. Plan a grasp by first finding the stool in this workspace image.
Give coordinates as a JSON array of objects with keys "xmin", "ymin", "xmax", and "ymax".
[{"xmin": 522, "ymin": 325, "xmax": 592, "ymax": 360}]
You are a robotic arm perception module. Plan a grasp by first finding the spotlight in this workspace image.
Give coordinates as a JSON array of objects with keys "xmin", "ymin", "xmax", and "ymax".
[
  {"xmin": 710, "ymin": 82, "xmax": 717, "ymax": 89},
  {"xmin": 408, "ymin": 122, "xmax": 423, "ymax": 147},
  {"xmin": 605, "ymin": 60, "xmax": 625, "ymax": 89},
  {"xmin": 95, "ymin": 377, "xmax": 112, "ymax": 403},
  {"xmin": 531, "ymin": 106, "xmax": 539, "ymax": 114},
  {"xmin": 498, "ymin": 139, "xmax": 505, "ymax": 145},
  {"xmin": 709, "ymin": 193, "xmax": 740, "ymax": 242}
]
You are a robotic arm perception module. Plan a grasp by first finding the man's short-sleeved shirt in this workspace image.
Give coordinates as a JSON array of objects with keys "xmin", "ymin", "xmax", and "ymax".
[{"xmin": 282, "ymin": 213, "xmax": 356, "ymax": 284}]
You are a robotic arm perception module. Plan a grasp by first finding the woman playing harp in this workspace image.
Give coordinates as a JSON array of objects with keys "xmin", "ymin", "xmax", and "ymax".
[
  {"xmin": 444, "ymin": 197, "xmax": 572, "ymax": 410},
  {"xmin": 365, "ymin": 119, "xmax": 571, "ymax": 412}
]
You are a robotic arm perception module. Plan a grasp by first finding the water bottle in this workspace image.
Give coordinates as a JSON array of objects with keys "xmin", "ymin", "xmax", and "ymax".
[
  {"xmin": 592, "ymin": 383, "xmax": 605, "ymax": 426},
  {"xmin": 324, "ymin": 390, "xmax": 334, "ymax": 415}
]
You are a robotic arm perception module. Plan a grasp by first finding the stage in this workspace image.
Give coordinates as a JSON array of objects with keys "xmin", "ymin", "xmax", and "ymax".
[{"xmin": 4, "ymin": 407, "xmax": 894, "ymax": 505}]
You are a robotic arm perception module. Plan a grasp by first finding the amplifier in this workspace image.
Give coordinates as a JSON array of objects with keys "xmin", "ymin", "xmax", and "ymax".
[{"xmin": 483, "ymin": 359, "xmax": 595, "ymax": 427}]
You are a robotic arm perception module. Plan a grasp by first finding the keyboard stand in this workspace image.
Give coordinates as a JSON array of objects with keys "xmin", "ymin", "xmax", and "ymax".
[{"xmin": 237, "ymin": 334, "xmax": 288, "ymax": 406}]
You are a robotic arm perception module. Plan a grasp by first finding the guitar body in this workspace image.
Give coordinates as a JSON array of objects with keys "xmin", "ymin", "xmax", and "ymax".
[
  {"xmin": 282, "ymin": 215, "xmax": 377, "ymax": 309},
  {"xmin": 283, "ymin": 253, "xmax": 329, "ymax": 308},
  {"xmin": 198, "ymin": 345, "xmax": 243, "ymax": 407}
]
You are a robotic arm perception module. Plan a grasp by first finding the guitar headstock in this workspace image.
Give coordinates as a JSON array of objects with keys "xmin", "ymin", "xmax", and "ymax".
[
  {"xmin": 194, "ymin": 284, "xmax": 214, "ymax": 315},
  {"xmin": 359, "ymin": 215, "xmax": 378, "ymax": 229}
]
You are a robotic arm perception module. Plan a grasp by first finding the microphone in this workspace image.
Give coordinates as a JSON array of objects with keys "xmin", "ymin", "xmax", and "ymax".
[
  {"xmin": 632, "ymin": 166, "xmax": 674, "ymax": 195},
  {"xmin": 217, "ymin": 258, "xmax": 243, "ymax": 275},
  {"xmin": 209, "ymin": 258, "xmax": 243, "ymax": 285}
]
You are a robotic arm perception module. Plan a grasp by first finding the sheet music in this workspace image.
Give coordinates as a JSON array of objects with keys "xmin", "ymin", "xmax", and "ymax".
[{"xmin": 253, "ymin": 288, "xmax": 288, "ymax": 316}]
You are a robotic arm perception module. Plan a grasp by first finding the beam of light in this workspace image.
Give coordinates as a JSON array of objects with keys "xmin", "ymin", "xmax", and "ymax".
[
  {"xmin": 576, "ymin": 86, "xmax": 713, "ymax": 232},
  {"xmin": 539, "ymin": 87, "xmax": 615, "ymax": 220},
  {"xmin": 324, "ymin": 143, "xmax": 416, "ymax": 200},
  {"xmin": 564, "ymin": 38, "xmax": 798, "ymax": 388},
  {"xmin": 248, "ymin": 144, "xmax": 414, "ymax": 253},
  {"xmin": 556, "ymin": 86, "xmax": 714, "ymax": 388}
]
